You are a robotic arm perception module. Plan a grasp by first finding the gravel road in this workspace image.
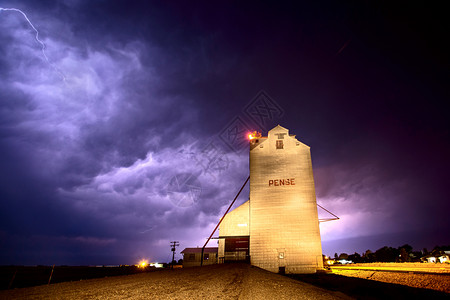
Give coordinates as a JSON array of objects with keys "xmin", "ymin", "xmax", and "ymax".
[{"xmin": 0, "ymin": 264, "xmax": 349, "ymax": 300}]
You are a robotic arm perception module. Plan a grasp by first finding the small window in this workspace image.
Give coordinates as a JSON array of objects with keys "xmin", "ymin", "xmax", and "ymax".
[
  {"xmin": 276, "ymin": 140, "xmax": 283, "ymax": 149},
  {"xmin": 204, "ymin": 253, "xmax": 209, "ymax": 260},
  {"xmin": 188, "ymin": 254, "xmax": 195, "ymax": 261}
]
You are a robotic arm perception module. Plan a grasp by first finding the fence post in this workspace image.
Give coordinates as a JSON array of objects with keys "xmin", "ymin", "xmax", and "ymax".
[{"xmin": 48, "ymin": 265, "xmax": 55, "ymax": 285}]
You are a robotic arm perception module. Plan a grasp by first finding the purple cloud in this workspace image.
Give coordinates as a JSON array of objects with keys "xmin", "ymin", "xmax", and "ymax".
[{"xmin": 0, "ymin": 1, "xmax": 448, "ymax": 265}]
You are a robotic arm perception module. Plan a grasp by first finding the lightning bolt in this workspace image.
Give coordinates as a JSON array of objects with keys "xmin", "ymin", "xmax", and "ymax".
[{"xmin": 0, "ymin": 7, "xmax": 66, "ymax": 81}]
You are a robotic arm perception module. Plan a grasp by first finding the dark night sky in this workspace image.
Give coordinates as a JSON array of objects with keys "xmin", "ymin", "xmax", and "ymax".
[{"xmin": 0, "ymin": 1, "xmax": 448, "ymax": 265}]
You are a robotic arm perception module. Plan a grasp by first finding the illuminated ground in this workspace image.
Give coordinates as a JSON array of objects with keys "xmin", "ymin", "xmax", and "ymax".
[
  {"xmin": 1, "ymin": 264, "xmax": 449, "ymax": 299},
  {"xmin": 0, "ymin": 264, "xmax": 346, "ymax": 299},
  {"xmin": 331, "ymin": 263, "xmax": 450, "ymax": 273},
  {"xmin": 329, "ymin": 263, "xmax": 450, "ymax": 293}
]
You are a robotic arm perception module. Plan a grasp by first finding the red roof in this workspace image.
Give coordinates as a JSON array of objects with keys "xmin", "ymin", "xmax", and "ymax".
[{"xmin": 181, "ymin": 247, "xmax": 218, "ymax": 254}]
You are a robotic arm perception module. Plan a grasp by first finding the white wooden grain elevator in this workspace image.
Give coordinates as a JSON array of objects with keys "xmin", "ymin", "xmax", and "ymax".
[{"xmin": 218, "ymin": 125, "xmax": 323, "ymax": 274}]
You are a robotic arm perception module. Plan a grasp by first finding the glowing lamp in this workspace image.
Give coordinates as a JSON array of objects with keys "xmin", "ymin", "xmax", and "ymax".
[
  {"xmin": 248, "ymin": 131, "xmax": 262, "ymax": 140},
  {"xmin": 138, "ymin": 260, "xmax": 148, "ymax": 268}
]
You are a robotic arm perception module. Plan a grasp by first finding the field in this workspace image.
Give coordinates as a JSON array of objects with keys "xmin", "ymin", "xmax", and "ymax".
[
  {"xmin": 331, "ymin": 262, "xmax": 450, "ymax": 274},
  {"xmin": 0, "ymin": 264, "xmax": 346, "ymax": 299},
  {"xmin": 329, "ymin": 263, "xmax": 450, "ymax": 293},
  {"xmin": 0, "ymin": 265, "xmax": 155, "ymax": 290},
  {"xmin": 0, "ymin": 263, "xmax": 449, "ymax": 299}
]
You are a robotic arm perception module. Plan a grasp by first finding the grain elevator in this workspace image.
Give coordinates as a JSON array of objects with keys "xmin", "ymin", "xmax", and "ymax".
[{"xmin": 218, "ymin": 125, "xmax": 323, "ymax": 274}]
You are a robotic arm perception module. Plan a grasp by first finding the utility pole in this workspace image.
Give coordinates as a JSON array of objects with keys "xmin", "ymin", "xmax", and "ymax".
[{"xmin": 170, "ymin": 241, "xmax": 179, "ymax": 269}]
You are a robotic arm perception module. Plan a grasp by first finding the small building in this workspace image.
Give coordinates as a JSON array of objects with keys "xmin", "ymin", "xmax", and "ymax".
[
  {"xmin": 181, "ymin": 247, "xmax": 218, "ymax": 267},
  {"xmin": 422, "ymin": 251, "xmax": 450, "ymax": 263}
]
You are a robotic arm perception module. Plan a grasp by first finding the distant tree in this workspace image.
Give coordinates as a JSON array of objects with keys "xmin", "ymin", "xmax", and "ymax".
[
  {"xmin": 430, "ymin": 246, "xmax": 448, "ymax": 258},
  {"xmin": 397, "ymin": 244, "xmax": 413, "ymax": 262},
  {"xmin": 177, "ymin": 259, "xmax": 183, "ymax": 264},
  {"xmin": 362, "ymin": 250, "xmax": 375, "ymax": 263},
  {"xmin": 411, "ymin": 251, "xmax": 423, "ymax": 262},
  {"xmin": 375, "ymin": 246, "xmax": 398, "ymax": 262},
  {"xmin": 348, "ymin": 252, "xmax": 362, "ymax": 263},
  {"xmin": 329, "ymin": 244, "xmax": 445, "ymax": 264},
  {"xmin": 398, "ymin": 244, "xmax": 413, "ymax": 253},
  {"xmin": 433, "ymin": 245, "xmax": 450, "ymax": 251},
  {"xmin": 366, "ymin": 252, "xmax": 376, "ymax": 262},
  {"xmin": 338, "ymin": 253, "xmax": 349, "ymax": 260},
  {"xmin": 398, "ymin": 248, "xmax": 410, "ymax": 262}
]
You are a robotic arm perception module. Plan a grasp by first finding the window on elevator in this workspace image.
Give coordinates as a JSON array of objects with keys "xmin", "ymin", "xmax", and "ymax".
[{"xmin": 276, "ymin": 140, "xmax": 283, "ymax": 149}]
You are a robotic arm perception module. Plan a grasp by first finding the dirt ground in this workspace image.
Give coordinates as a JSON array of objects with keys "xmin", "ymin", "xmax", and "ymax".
[
  {"xmin": 0, "ymin": 264, "xmax": 349, "ymax": 300},
  {"xmin": 2, "ymin": 264, "xmax": 449, "ymax": 299}
]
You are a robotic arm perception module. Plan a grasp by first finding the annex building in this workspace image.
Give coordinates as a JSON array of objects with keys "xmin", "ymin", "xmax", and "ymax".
[{"xmin": 181, "ymin": 247, "xmax": 218, "ymax": 268}]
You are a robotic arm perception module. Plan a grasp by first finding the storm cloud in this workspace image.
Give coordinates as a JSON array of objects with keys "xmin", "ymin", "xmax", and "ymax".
[{"xmin": 0, "ymin": 1, "xmax": 448, "ymax": 264}]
